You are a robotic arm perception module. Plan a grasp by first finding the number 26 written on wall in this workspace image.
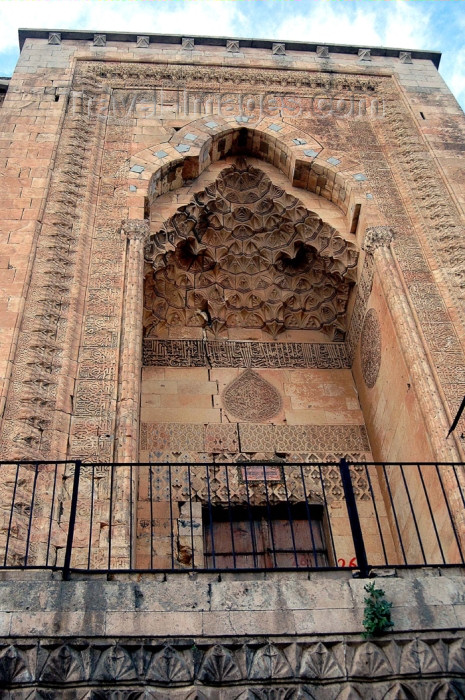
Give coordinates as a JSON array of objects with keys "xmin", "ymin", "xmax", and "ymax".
[{"xmin": 337, "ymin": 557, "xmax": 357, "ymax": 567}]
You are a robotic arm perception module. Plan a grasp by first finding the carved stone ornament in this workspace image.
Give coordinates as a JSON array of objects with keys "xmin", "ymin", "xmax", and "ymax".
[
  {"xmin": 48, "ymin": 32, "xmax": 61, "ymax": 45},
  {"xmin": 198, "ymin": 644, "xmax": 241, "ymax": 683},
  {"xmin": 399, "ymin": 51, "xmax": 413, "ymax": 64},
  {"xmin": 144, "ymin": 161, "xmax": 358, "ymax": 340},
  {"xmin": 121, "ymin": 218, "xmax": 150, "ymax": 241},
  {"xmin": 363, "ymin": 226, "xmax": 394, "ymax": 254},
  {"xmin": 358, "ymin": 48, "xmax": 371, "ymax": 61},
  {"xmin": 1, "ymin": 634, "xmax": 465, "ymax": 695},
  {"xmin": 361, "ymin": 309, "xmax": 382, "ymax": 389},
  {"xmin": 182, "ymin": 37, "xmax": 195, "ymax": 50},
  {"xmin": 272, "ymin": 43, "xmax": 286, "ymax": 55},
  {"xmin": 227, "ymin": 40, "xmax": 240, "ymax": 53},
  {"xmin": 317, "ymin": 46, "xmax": 330, "ymax": 58},
  {"xmin": 222, "ymin": 369, "xmax": 283, "ymax": 422},
  {"xmin": 93, "ymin": 34, "xmax": 106, "ymax": 47}
]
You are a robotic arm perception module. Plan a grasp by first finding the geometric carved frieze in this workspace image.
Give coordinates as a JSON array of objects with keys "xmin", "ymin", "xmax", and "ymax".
[
  {"xmin": 141, "ymin": 421, "xmax": 370, "ymax": 457},
  {"xmin": 144, "ymin": 160, "xmax": 359, "ymax": 341},
  {"xmin": 75, "ymin": 60, "xmax": 382, "ymax": 95},
  {"xmin": 238, "ymin": 423, "xmax": 370, "ymax": 453},
  {"xmin": 143, "ymin": 339, "xmax": 351, "ymax": 369},
  {"xmin": 2, "ymin": 634, "xmax": 464, "ymax": 693},
  {"xmin": 144, "ymin": 459, "xmax": 370, "ymax": 505},
  {"xmin": 222, "ymin": 370, "xmax": 283, "ymax": 422},
  {"xmin": 140, "ymin": 423, "xmax": 206, "ymax": 453},
  {"xmin": 361, "ymin": 309, "xmax": 382, "ymax": 389}
]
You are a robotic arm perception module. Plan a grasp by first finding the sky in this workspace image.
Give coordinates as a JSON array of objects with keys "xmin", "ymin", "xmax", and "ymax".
[{"xmin": 0, "ymin": 0, "xmax": 464, "ymax": 110}]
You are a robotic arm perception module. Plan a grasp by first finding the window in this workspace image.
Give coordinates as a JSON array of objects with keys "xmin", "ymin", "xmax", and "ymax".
[{"xmin": 203, "ymin": 503, "xmax": 328, "ymax": 569}]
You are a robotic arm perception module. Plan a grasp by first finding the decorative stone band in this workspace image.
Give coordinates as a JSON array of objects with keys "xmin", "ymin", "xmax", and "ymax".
[
  {"xmin": 143, "ymin": 339, "xmax": 350, "ymax": 369},
  {"xmin": 363, "ymin": 226, "xmax": 394, "ymax": 254},
  {"xmin": 1, "ymin": 633, "xmax": 465, "ymax": 695},
  {"xmin": 370, "ymin": 239, "xmax": 459, "ymax": 462}
]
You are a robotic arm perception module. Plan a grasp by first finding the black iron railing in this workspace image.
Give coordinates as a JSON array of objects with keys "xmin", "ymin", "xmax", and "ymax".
[{"xmin": 0, "ymin": 460, "xmax": 464, "ymax": 579}]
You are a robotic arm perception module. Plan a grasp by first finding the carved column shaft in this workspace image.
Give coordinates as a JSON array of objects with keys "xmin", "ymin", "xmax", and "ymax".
[
  {"xmin": 366, "ymin": 228, "xmax": 460, "ymax": 462},
  {"xmin": 116, "ymin": 220, "xmax": 149, "ymax": 463},
  {"xmin": 365, "ymin": 227, "xmax": 465, "ymax": 543}
]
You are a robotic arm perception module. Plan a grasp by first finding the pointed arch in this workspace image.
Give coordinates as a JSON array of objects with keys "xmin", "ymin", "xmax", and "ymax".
[{"xmin": 129, "ymin": 115, "xmax": 379, "ymax": 231}]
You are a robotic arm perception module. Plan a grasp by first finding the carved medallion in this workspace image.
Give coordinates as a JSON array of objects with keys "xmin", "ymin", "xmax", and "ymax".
[
  {"xmin": 361, "ymin": 309, "xmax": 381, "ymax": 389},
  {"xmin": 222, "ymin": 369, "xmax": 282, "ymax": 422}
]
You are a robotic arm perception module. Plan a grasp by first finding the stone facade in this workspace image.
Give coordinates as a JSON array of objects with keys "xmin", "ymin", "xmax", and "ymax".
[
  {"xmin": 0, "ymin": 33, "xmax": 464, "ymax": 465},
  {"xmin": 1, "ymin": 569, "xmax": 465, "ymax": 697},
  {"xmin": 0, "ymin": 29, "xmax": 465, "ymax": 696}
]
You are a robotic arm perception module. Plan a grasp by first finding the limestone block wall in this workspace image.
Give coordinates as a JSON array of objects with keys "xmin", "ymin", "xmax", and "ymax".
[
  {"xmin": 140, "ymin": 366, "xmax": 370, "ymax": 456},
  {"xmin": 0, "ymin": 568, "xmax": 464, "ymax": 696},
  {"xmin": 0, "ymin": 31, "xmax": 463, "ymax": 467},
  {"xmin": 354, "ymin": 270, "xmax": 435, "ymax": 463}
]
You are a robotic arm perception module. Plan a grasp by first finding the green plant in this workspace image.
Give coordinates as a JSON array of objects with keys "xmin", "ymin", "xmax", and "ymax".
[{"xmin": 362, "ymin": 581, "xmax": 393, "ymax": 638}]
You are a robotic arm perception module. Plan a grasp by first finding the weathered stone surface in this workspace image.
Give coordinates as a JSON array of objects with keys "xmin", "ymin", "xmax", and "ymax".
[{"xmin": 0, "ymin": 26, "xmax": 465, "ymax": 699}]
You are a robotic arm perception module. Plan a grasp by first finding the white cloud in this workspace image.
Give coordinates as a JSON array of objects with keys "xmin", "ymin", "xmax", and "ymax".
[
  {"xmin": 0, "ymin": 0, "xmax": 248, "ymax": 51},
  {"xmin": 268, "ymin": 1, "xmax": 383, "ymax": 47},
  {"xmin": 261, "ymin": 0, "xmax": 433, "ymax": 50},
  {"xmin": 444, "ymin": 46, "xmax": 465, "ymax": 108},
  {"xmin": 0, "ymin": 0, "xmax": 462, "ymax": 109},
  {"xmin": 382, "ymin": 0, "xmax": 434, "ymax": 49}
]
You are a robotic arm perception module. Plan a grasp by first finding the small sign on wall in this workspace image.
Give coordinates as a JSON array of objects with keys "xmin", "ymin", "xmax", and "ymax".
[{"xmin": 240, "ymin": 465, "xmax": 283, "ymax": 482}]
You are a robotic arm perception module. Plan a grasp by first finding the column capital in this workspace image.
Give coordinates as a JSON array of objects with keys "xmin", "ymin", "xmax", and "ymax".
[
  {"xmin": 363, "ymin": 226, "xmax": 394, "ymax": 254},
  {"xmin": 121, "ymin": 219, "xmax": 150, "ymax": 242}
]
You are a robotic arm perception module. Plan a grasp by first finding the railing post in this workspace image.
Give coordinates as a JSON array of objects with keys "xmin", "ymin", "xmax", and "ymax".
[
  {"xmin": 339, "ymin": 458, "xmax": 369, "ymax": 577},
  {"xmin": 62, "ymin": 460, "xmax": 81, "ymax": 581}
]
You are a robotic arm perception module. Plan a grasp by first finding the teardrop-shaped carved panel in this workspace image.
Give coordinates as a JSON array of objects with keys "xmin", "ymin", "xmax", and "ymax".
[{"xmin": 222, "ymin": 370, "xmax": 282, "ymax": 422}]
